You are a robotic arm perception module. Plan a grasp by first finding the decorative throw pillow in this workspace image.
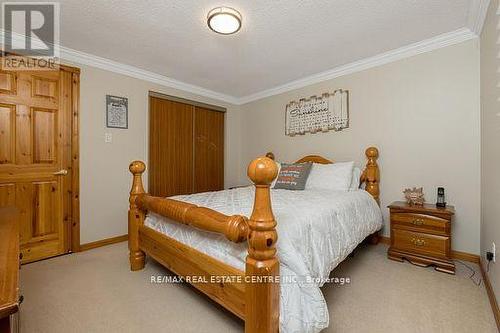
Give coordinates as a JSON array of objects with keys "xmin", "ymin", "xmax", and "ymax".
[
  {"xmin": 305, "ymin": 161, "xmax": 354, "ymax": 191},
  {"xmin": 273, "ymin": 162, "xmax": 312, "ymax": 190}
]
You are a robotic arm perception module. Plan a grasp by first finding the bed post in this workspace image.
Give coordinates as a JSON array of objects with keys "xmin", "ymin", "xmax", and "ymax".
[
  {"xmin": 129, "ymin": 161, "xmax": 146, "ymax": 271},
  {"xmin": 245, "ymin": 157, "xmax": 279, "ymax": 333},
  {"xmin": 364, "ymin": 147, "xmax": 380, "ymax": 203},
  {"xmin": 363, "ymin": 147, "xmax": 380, "ymax": 244}
]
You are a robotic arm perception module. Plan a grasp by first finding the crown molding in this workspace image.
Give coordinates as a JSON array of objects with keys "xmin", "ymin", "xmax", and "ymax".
[
  {"xmin": 59, "ymin": 46, "xmax": 239, "ymax": 104},
  {"xmin": 237, "ymin": 28, "xmax": 477, "ymax": 104},
  {"xmin": 0, "ymin": 29, "xmax": 239, "ymax": 105},
  {"xmin": 0, "ymin": 26, "xmax": 479, "ymax": 106},
  {"xmin": 467, "ymin": 0, "xmax": 491, "ymax": 36}
]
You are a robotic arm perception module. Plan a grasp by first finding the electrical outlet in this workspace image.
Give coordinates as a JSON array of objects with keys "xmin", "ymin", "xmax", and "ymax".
[{"xmin": 493, "ymin": 242, "xmax": 496, "ymax": 263}]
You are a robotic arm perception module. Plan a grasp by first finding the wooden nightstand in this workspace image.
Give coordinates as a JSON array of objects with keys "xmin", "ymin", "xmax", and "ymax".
[{"xmin": 387, "ymin": 201, "xmax": 455, "ymax": 274}]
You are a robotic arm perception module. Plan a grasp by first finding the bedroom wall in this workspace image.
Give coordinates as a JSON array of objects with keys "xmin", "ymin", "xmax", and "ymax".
[
  {"xmin": 76, "ymin": 64, "xmax": 242, "ymax": 244},
  {"xmin": 238, "ymin": 40, "xmax": 481, "ymax": 254},
  {"xmin": 480, "ymin": 0, "xmax": 500, "ymax": 301}
]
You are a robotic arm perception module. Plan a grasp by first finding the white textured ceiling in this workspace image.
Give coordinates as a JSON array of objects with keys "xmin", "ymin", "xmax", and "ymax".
[{"xmin": 12, "ymin": 0, "xmax": 479, "ymax": 99}]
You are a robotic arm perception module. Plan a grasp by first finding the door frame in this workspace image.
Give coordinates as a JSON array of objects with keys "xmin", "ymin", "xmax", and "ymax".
[
  {"xmin": 59, "ymin": 63, "xmax": 81, "ymax": 253},
  {"xmin": 148, "ymin": 91, "xmax": 227, "ymax": 113}
]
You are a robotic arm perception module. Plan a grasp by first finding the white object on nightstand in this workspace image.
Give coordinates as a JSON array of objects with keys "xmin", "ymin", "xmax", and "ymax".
[{"xmin": 105, "ymin": 132, "xmax": 112, "ymax": 143}]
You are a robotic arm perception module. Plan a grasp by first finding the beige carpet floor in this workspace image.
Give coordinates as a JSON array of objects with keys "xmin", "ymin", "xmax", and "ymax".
[{"xmin": 19, "ymin": 242, "xmax": 497, "ymax": 333}]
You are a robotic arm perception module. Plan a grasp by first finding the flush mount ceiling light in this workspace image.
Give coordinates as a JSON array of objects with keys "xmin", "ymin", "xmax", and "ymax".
[{"xmin": 207, "ymin": 7, "xmax": 242, "ymax": 35}]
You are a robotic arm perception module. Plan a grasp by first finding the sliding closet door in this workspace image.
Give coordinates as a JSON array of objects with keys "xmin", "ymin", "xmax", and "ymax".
[
  {"xmin": 194, "ymin": 107, "xmax": 224, "ymax": 193},
  {"xmin": 149, "ymin": 97, "xmax": 194, "ymax": 197}
]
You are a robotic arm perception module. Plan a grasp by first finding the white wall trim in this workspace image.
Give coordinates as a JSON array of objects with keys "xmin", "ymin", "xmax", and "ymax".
[
  {"xmin": 0, "ymin": 27, "xmax": 478, "ymax": 106},
  {"xmin": 468, "ymin": 0, "xmax": 491, "ymax": 36},
  {"xmin": 59, "ymin": 46, "xmax": 239, "ymax": 104},
  {"xmin": 0, "ymin": 29, "xmax": 239, "ymax": 105},
  {"xmin": 237, "ymin": 28, "xmax": 477, "ymax": 104}
]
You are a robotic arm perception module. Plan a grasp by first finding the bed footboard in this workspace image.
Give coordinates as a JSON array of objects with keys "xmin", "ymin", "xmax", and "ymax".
[{"xmin": 128, "ymin": 157, "xmax": 280, "ymax": 333}]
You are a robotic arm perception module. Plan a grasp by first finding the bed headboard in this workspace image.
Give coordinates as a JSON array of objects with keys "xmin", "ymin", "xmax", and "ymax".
[{"xmin": 265, "ymin": 147, "xmax": 380, "ymax": 204}]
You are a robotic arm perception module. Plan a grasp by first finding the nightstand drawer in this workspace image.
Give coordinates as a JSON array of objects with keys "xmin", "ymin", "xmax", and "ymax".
[
  {"xmin": 391, "ymin": 212, "xmax": 448, "ymax": 234},
  {"xmin": 392, "ymin": 229, "xmax": 450, "ymax": 259}
]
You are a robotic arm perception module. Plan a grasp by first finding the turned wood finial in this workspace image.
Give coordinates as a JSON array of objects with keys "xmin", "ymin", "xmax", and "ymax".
[
  {"xmin": 365, "ymin": 146, "xmax": 379, "ymax": 159},
  {"xmin": 265, "ymin": 152, "xmax": 275, "ymax": 161},
  {"xmin": 129, "ymin": 160, "xmax": 146, "ymax": 174},
  {"xmin": 364, "ymin": 147, "xmax": 380, "ymax": 204},
  {"xmin": 129, "ymin": 160, "xmax": 146, "ymax": 213},
  {"xmin": 248, "ymin": 157, "xmax": 278, "ymax": 186},
  {"xmin": 129, "ymin": 161, "xmax": 146, "ymax": 205}
]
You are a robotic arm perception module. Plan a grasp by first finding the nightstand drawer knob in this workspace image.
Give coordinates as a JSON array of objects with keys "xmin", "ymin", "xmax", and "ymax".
[
  {"xmin": 411, "ymin": 237, "xmax": 426, "ymax": 246},
  {"xmin": 411, "ymin": 219, "xmax": 424, "ymax": 226}
]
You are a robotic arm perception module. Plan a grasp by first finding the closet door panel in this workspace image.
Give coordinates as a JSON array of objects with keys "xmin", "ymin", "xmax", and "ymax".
[
  {"xmin": 149, "ymin": 97, "xmax": 194, "ymax": 197},
  {"xmin": 194, "ymin": 107, "xmax": 224, "ymax": 193}
]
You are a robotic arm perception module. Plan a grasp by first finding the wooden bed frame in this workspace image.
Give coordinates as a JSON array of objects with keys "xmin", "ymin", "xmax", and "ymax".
[{"xmin": 128, "ymin": 146, "xmax": 380, "ymax": 333}]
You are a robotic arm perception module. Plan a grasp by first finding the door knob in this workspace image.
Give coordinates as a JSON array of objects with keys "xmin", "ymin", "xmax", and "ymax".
[{"xmin": 53, "ymin": 169, "xmax": 68, "ymax": 176}]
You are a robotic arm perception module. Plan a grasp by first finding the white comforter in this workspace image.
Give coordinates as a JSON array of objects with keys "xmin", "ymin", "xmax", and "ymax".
[{"xmin": 145, "ymin": 187, "xmax": 382, "ymax": 333}]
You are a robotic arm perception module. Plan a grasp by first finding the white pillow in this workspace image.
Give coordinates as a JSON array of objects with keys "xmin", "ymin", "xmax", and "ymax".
[
  {"xmin": 305, "ymin": 161, "xmax": 354, "ymax": 191},
  {"xmin": 350, "ymin": 167, "xmax": 361, "ymax": 190},
  {"xmin": 270, "ymin": 162, "xmax": 281, "ymax": 188}
]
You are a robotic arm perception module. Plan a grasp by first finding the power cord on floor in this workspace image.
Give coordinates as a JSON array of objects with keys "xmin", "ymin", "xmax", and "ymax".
[{"xmin": 455, "ymin": 260, "xmax": 482, "ymax": 287}]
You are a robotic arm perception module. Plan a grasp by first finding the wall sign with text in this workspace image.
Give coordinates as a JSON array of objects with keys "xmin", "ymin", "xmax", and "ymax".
[
  {"xmin": 106, "ymin": 95, "xmax": 128, "ymax": 129},
  {"xmin": 285, "ymin": 90, "xmax": 349, "ymax": 136}
]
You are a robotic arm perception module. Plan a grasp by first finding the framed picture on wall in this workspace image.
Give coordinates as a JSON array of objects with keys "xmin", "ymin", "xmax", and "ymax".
[
  {"xmin": 106, "ymin": 95, "xmax": 128, "ymax": 129},
  {"xmin": 285, "ymin": 89, "xmax": 349, "ymax": 136}
]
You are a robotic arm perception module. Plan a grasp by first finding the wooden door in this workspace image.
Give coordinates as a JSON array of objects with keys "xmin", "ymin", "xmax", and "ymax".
[
  {"xmin": 149, "ymin": 97, "xmax": 194, "ymax": 197},
  {"xmin": 194, "ymin": 107, "xmax": 224, "ymax": 193},
  {"xmin": 0, "ymin": 67, "xmax": 77, "ymax": 263}
]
